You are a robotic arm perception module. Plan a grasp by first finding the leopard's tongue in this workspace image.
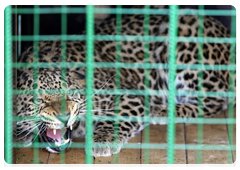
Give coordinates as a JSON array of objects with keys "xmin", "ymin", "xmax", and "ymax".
[{"xmin": 46, "ymin": 129, "xmax": 66, "ymax": 140}]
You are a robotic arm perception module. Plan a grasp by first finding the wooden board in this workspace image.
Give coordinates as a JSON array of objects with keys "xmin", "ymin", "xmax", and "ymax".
[
  {"xmin": 141, "ymin": 124, "xmax": 186, "ymax": 164},
  {"xmin": 47, "ymin": 137, "xmax": 87, "ymax": 164},
  {"xmin": 185, "ymin": 113, "xmax": 230, "ymax": 164},
  {"xmin": 233, "ymin": 106, "xmax": 238, "ymax": 167},
  {"xmin": 94, "ymin": 131, "xmax": 142, "ymax": 164},
  {"xmin": 13, "ymin": 147, "xmax": 49, "ymax": 164}
]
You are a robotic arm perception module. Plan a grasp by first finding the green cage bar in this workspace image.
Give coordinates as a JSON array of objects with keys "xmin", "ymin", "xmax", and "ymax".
[
  {"xmin": 196, "ymin": 5, "xmax": 204, "ymax": 164},
  {"xmin": 12, "ymin": 142, "xmax": 236, "ymax": 150},
  {"xmin": 227, "ymin": 6, "xmax": 236, "ymax": 163},
  {"xmin": 60, "ymin": 5, "xmax": 68, "ymax": 164},
  {"xmin": 4, "ymin": 5, "xmax": 237, "ymax": 164},
  {"xmin": 167, "ymin": 5, "xmax": 178, "ymax": 164},
  {"xmin": 33, "ymin": 5, "xmax": 40, "ymax": 164},
  {"xmin": 11, "ymin": 34, "xmax": 236, "ymax": 43},
  {"xmin": 113, "ymin": 5, "xmax": 122, "ymax": 164},
  {"xmin": 4, "ymin": 5, "xmax": 13, "ymax": 164},
  {"xmin": 12, "ymin": 7, "xmax": 236, "ymax": 16},
  {"xmin": 143, "ymin": 5, "xmax": 150, "ymax": 164},
  {"xmin": 85, "ymin": 5, "xmax": 94, "ymax": 164},
  {"xmin": 12, "ymin": 89, "xmax": 236, "ymax": 98}
]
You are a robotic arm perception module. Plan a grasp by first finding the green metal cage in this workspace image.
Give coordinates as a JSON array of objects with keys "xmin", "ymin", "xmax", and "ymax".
[{"xmin": 4, "ymin": 5, "xmax": 236, "ymax": 164}]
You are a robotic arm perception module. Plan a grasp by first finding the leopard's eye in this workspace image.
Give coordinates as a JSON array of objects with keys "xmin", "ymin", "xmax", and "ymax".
[{"xmin": 33, "ymin": 99, "xmax": 43, "ymax": 105}]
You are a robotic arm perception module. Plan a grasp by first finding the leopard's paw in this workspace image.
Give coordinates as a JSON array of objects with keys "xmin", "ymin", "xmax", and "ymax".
[{"xmin": 85, "ymin": 132, "xmax": 124, "ymax": 157}]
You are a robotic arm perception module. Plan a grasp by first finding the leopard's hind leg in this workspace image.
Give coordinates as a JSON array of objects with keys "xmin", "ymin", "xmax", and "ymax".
[{"xmin": 150, "ymin": 102, "xmax": 226, "ymax": 125}]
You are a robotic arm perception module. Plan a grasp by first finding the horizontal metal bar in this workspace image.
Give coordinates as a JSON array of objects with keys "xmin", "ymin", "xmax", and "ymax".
[
  {"xmin": 12, "ymin": 142, "xmax": 236, "ymax": 150},
  {"xmin": 12, "ymin": 35, "xmax": 86, "ymax": 41},
  {"xmin": 12, "ymin": 115, "xmax": 236, "ymax": 124},
  {"xmin": 13, "ymin": 62, "xmax": 86, "ymax": 68},
  {"xmin": 12, "ymin": 35, "xmax": 236, "ymax": 43},
  {"xmin": 11, "ymin": 8, "xmax": 236, "ymax": 16},
  {"xmin": 12, "ymin": 62, "xmax": 236, "ymax": 71},
  {"xmin": 13, "ymin": 89, "xmax": 236, "ymax": 97},
  {"xmin": 11, "ymin": 7, "xmax": 86, "ymax": 14},
  {"xmin": 177, "ymin": 9, "xmax": 236, "ymax": 16}
]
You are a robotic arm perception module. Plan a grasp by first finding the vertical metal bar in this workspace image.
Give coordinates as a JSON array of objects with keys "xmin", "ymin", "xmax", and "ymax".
[
  {"xmin": 60, "ymin": 5, "xmax": 67, "ymax": 164},
  {"xmin": 4, "ymin": 5, "xmax": 13, "ymax": 164},
  {"xmin": 143, "ymin": 5, "xmax": 150, "ymax": 164},
  {"xmin": 14, "ymin": 6, "xmax": 19, "ymax": 138},
  {"xmin": 167, "ymin": 5, "xmax": 178, "ymax": 164},
  {"xmin": 113, "ymin": 5, "xmax": 122, "ymax": 164},
  {"xmin": 85, "ymin": 5, "xmax": 94, "ymax": 164},
  {"xmin": 14, "ymin": 6, "xmax": 18, "ymax": 61},
  {"xmin": 227, "ymin": 6, "xmax": 236, "ymax": 164},
  {"xmin": 33, "ymin": 5, "xmax": 40, "ymax": 164},
  {"xmin": 18, "ymin": 15, "xmax": 21, "ymax": 58},
  {"xmin": 196, "ymin": 5, "xmax": 204, "ymax": 164}
]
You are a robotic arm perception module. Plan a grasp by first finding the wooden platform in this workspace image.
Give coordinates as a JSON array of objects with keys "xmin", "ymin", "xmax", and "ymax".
[{"xmin": 13, "ymin": 111, "xmax": 236, "ymax": 164}]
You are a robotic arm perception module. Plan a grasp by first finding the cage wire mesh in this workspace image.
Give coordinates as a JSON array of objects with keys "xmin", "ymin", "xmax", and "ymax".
[{"xmin": 4, "ymin": 5, "xmax": 236, "ymax": 164}]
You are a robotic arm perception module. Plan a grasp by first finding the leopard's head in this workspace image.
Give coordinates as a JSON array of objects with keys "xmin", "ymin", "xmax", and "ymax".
[{"xmin": 15, "ymin": 68, "xmax": 86, "ymax": 153}]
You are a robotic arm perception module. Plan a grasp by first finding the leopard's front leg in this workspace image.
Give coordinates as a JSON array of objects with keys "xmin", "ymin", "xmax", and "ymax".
[
  {"xmin": 89, "ymin": 121, "xmax": 123, "ymax": 157},
  {"xmin": 89, "ymin": 119, "xmax": 144, "ymax": 157},
  {"xmin": 87, "ymin": 95, "xmax": 145, "ymax": 157}
]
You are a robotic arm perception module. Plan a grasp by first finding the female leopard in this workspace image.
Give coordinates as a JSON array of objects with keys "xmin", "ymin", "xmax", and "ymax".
[{"xmin": 15, "ymin": 6, "xmax": 234, "ymax": 157}]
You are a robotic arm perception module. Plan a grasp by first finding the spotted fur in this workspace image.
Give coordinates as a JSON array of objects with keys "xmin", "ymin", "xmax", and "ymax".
[{"xmin": 15, "ymin": 5, "xmax": 235, "ymax": 157}]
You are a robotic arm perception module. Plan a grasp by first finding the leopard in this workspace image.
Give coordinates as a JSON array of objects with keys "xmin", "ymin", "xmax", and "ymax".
[{"xmin": 15, "ymin": 5, "xmax": 235, "ymax": 157}]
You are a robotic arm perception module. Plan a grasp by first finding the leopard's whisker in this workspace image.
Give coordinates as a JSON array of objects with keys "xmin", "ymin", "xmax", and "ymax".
[
  {"xmin": 17, "ymin": 122, "xmax": 43, "ymax": 140},
  {"xmin": 16, "ymin": 122, "xmax": 42, "ymax": 136},
  {"xmin": 40, "ymin": 127, "xmax": 47, "ymax": 136},
  {"xmin": 17, "ymin": 122, "xmax": 40, "ymax": 133},
  {"xmin": 32, "ymin": 123, "xmax": 46, "ymax": 142}
]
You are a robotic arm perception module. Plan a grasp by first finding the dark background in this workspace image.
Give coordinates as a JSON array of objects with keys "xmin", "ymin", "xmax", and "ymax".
[{"xmin": 12, "ymin": 5, "xmax": 233, "ymax": 59}]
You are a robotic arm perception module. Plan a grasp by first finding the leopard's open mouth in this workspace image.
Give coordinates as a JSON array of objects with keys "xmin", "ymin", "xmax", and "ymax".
[{"xmin": 38, "ymin": 126, "xmax": 71, "ymax": 153}]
